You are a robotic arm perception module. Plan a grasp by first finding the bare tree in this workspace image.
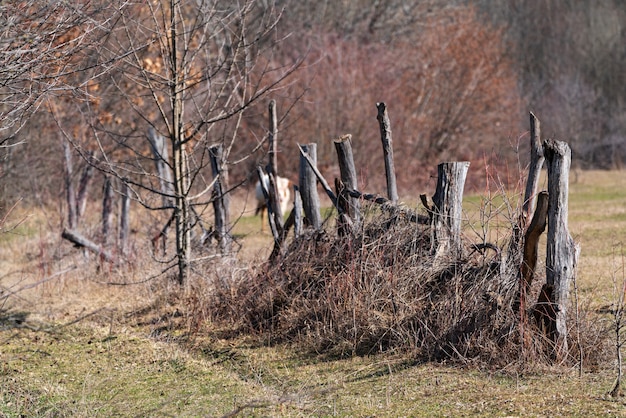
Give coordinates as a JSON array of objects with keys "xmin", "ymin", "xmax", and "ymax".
[
  {"xmin": 0, "ymin": 1, "xmax": 120, "ymax": 211},
  {"xmin": 70, "ymin": 0, "xmax": 299, "ymax": 283},
  {"xmin": 0, "ymin": 1, "xmax": 118, "ymax": 146}
]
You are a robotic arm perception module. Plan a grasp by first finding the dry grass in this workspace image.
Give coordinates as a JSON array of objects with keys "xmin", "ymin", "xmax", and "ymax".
[{"xmin": 2, "ymin": 170, "xmax": 626, "ymax": 416}]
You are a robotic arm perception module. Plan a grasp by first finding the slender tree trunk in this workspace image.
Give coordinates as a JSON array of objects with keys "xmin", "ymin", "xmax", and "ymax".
[
  {"xmin": 62, "ymin": 139, "xmax": 77, "ymax": 229},
  {"xmin": 172, "ymin": 140, "xmax": 190, "ymax": 284},
  {"xmin": 170, "ymin": 0, "xmax": 190, "ymax": 284},
  {"xmin": 210, "ymin": 144, "xmax": 231, "ymax": 254},
  {"xmin": 266, "ymin": 100, "xmax": 285, "ymax": 233},
  {"xmin": 521, "ymin": 191, "xmax": 549, "ymax": 295}
]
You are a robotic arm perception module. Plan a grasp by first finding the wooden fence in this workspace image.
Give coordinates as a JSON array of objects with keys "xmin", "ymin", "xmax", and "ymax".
[{"xmin": 255, "ymin": 105, "xmax": 579, "ymax": 358}]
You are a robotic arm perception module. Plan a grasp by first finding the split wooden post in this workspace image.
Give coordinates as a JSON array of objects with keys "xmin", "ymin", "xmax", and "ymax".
[
  {"xmin": 544, "ymin": 139, "xmax": 580, "ymax": 355},
  {"xmin": 431, "ymin": 162, "xmax": 470, "ymax": 260},
  {"xmin": 376, "ymin": 102, "xmax": 398, "ymax": 204},
  {"xmin": 512, "ymin": 112, "xmax": 546, "ymax": 324},
  {"xmin": 334, "ymin": 134, "xmax": 361, "ymax": 227},
  {"xmin": 523, "ymin": 112, "xmax": 545, "ymax": 219},
  {"xmin": 299, "ymin": 143, "xmax": 322, "ymax": 230},
  {"xmin": 210, "ymin": 145, "xmax": 231, "ymax": 254}
]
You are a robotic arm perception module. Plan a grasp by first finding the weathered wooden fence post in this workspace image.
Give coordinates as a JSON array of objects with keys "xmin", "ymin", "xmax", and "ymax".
[
  {"xmin": 299, "ymin": 143, "xmax": 322, "ymax": 230},
  {"xmin": 210, "ymin": 144, "xmax": 231, "ymax": 254},
  {"xmin": 147, "ymin": 127, "xmax": 174, "ymax": 208},
  {"xmin": 431, "ymin": 162, "xmax": 470, "ymax": 260},
  {"xmin": 334, "ymin": 134, "xmax": 361, "ymax": 228},
  {"xmin": 376, "ymin": 102, "xmax": 398, "ymax": 204},
  {"xmin": 544, "ymin": 139, "xmax": 580, "ymax": 355},
  {"xmin": 147, "ymin": 128, "xmax": 174, "ymax": 255}
]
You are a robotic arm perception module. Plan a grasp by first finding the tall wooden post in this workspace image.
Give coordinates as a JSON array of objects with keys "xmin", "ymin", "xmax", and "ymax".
[
  {"xmin": 431, "ymin": 162, "xmax": 470, "ymax": 260},
  {"xmin": 334, "ymin": 134, "xmax": 361, "ymax": 227},
  {"xmin": 376, "ymin": 102, "xmax": 398, "ymax": 203},
  {"xmin": 544, "ymin": 139, "xmax": 579, "ymax": 355},
  {"xmin": 210, "ymin": 144, "xmax": 231, "ymax": 254},
  {"xmin": 147, "ymin": 127, "xmax": 174, "ymax": 208},
  {"xmin": 299, "ymin": 143, "xmax": 322, "ymax": 230}
]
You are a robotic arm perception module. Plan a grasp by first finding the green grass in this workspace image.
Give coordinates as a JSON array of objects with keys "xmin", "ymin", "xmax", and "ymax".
[
  {"xmin": 1, "ymin": 324, "xmax": 276, "ymax": 417},
  {"xmin": 2, "ymin": 323, "xmax": 622, "ymax": 417}
]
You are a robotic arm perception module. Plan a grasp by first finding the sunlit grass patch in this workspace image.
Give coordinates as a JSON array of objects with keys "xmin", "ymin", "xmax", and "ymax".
[{"xmin": 1, "ymin": 324, "xmax": 278, "ymax": 417}]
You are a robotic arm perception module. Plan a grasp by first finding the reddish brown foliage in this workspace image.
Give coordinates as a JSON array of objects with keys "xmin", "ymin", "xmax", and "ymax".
[{"xmin": 257, "ymin": 5, "xmax": 521, "ymax": 195}]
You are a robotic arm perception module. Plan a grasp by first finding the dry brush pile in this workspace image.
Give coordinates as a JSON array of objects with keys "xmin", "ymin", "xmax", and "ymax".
[{"xmin": 205, "ymin": 203, "xmax": 608, "ymax": 368}]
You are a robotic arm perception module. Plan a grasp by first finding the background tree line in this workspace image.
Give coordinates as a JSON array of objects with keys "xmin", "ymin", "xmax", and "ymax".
[{"xmin": 1, "ymin": 0, "xmax": 624, "ymax": 208}]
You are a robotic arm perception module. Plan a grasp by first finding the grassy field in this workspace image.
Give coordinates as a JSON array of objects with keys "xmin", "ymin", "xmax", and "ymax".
[{"xmin": 2, "ymin": 170, "xmax": 626, "ymax": 417}]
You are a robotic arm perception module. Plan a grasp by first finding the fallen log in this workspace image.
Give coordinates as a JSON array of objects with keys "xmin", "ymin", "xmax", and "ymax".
[{"xmin": 62, "ymin": 228, "xmax": 115, "ymax": 262}]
